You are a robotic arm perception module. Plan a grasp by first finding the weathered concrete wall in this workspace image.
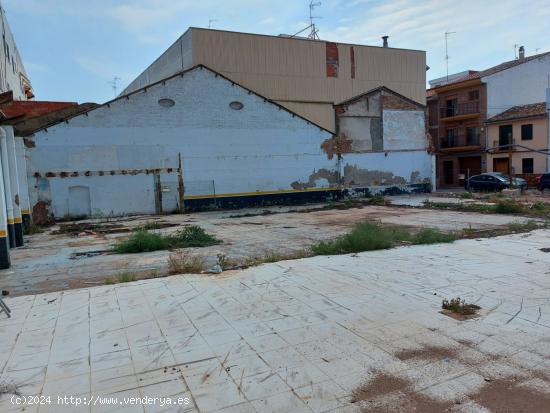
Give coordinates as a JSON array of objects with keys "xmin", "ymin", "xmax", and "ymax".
[
  {"xmin": 342, "ymin": 151, "xmax": 432, "ymax": 187},
  {"xmin": 382, "ymin": 109, "xmax": 426, "ymax": 151},
  {"xmin": 339, "ymin": 117, "xmax": 382, "ymax": 151},
  {"xmin": 27, "ymin": 67, "xmax": 335, "ymax": 218},
  {"xmin": 336, "ymin": 92, "xmax": 383, "ymax": 151}
]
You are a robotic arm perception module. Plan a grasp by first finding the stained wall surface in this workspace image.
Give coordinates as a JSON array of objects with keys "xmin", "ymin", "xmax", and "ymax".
[{"xmin": 28, "ymin": 67, "xmax": 334, "ymax": 218}]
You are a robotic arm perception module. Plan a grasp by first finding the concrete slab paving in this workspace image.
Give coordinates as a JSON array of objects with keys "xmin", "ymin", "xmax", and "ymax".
[
  {"xmin": 1, "ymin": 230, "xmax": 549, "ymax": 412},
  {"xmin": 0, "ymin": 200, "xmax": 539, "ymax": 296}
]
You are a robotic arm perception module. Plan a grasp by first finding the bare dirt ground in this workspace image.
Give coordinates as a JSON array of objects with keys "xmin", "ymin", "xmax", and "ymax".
[{"xmin": 0, "ymin": 195, "xmax": 542, "ymax": 296}]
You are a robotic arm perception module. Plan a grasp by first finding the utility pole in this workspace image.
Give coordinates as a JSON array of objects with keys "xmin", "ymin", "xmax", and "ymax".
[
  {"xmin": 507, "ymin": 132, "xmax": 514, "ymax": 189},
  {"xmin": 208, "ymin": 19, "xmax": 217, "ymax": 29},
  {"xmin": 444, "ymin": 31, "xmax": 455, "ymax": 82}
]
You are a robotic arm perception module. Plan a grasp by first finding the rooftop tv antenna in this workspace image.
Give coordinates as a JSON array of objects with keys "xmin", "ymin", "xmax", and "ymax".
[
  {"xmin": 208, "ymin": 19, "xmax": 217, "ymax": 29},
  {"xmin": 290, "ymin": 1, "xmax": 321, "ymax": 40},
  {"xmin": 308, "ymin": 1, "xmax": 321, "ymax": 39},
  {"xmin": 444, "ymin": 31, "xmax": 455, "ymax": 81},
  {"xmin": 109, "ymin": 76, "xmax": 121, "ymax": 97}
]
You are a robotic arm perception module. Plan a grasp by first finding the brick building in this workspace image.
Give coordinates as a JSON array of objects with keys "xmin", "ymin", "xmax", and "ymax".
[{"xmin": 428, "ymin": 49, "xmax": 550, "ymax": 187}]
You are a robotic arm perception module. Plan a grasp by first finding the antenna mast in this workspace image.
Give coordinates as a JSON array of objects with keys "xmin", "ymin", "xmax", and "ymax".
[
  {"xmin": 208, "ymin": 19, "xmax": 217, "ymax": 29},
  {"xmin": 290, "ymin": 1, "xmax": 321, "ymax": 39},
  {"xmin": 444, "ymin": 31, "xmax": 455, "ymax": 81},
  {"xmin": 308, "ymin": 1, "xmax": 321, "ymax": 39},
  {"xmin": 109, "ymin": 76, "xmax": 121, "ymax": 97}
]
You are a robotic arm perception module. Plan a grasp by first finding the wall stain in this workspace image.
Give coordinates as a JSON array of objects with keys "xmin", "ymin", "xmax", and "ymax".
[
  {"xmin": 321, "ymin": 133, "xmax": 352, "ymax": 160},
  {"xmin": 344, "ymin": 164, "xmax": 407, "ymax": 186},
  {"xmin": 291, "ymin": 168, "xmax": 339, "ymax": 190}
]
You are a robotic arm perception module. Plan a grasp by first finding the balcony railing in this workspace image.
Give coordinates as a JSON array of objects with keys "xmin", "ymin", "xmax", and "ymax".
[
  {"xmin": 440, "ymin": 134, "xmax": 481, "ymax": 149},
  {"xmin": 440, "ymin": 101, "xmax": 480, "ymax": 118},
  {"xmin": 491, "ymin": 138, "xmax": 516, "ymax": 151}
]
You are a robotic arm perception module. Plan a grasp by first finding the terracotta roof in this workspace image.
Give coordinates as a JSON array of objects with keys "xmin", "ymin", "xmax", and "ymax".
[
  {"xmin": 6, "ymin": 103, "xmax": 99, "ymax": 136},
  {"xmin": 0, "ymin": 101, "xmax": 77, "ymax": 120},
  {"xmin": 486, "ymin": 102, "xmax": 547, "ymax": 123},
  {"xmin": 433, "ymin": 52, "xmax": 550, "ymax": 89}
]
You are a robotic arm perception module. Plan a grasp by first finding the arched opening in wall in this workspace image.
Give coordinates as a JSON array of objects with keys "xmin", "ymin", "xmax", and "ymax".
[{"xmin": 68, "ymin": 186, "xmax": 91, "ymax": 218}]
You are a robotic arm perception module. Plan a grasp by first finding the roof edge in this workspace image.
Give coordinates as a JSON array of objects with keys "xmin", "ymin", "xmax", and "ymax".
[
  {"xmin": 335, "ymin": 85, "xmax": 425, "ymax": 108},
  {"xmin": 26, "ymin": 64, "xmax": 335, "ymax": 136}
]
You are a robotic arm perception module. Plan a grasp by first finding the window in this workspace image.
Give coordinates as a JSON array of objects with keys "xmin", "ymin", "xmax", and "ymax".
[
  {"xmin": 229, "ymin": 101, "xmax": 244, "ymax": 110},
  {"xmin": 499, "ymin": 124, "xmax": 513, "ymax": 146},
  {"xmin": 521, "ymin": 124, "xmax": 533, "ymax": 140},
  {"xmin": 445, "ymin": 128, "xmax": 458, "ymax": 147},
  {"xmin": 158, "ymin": 98, "xmax": 175, "ymax": 107},
  {"xmin": 522, "ymin": 158, "xmax": 534, "ymax": 174},
  {"xmin": 445, "ymin": 98, "xmax": 457, "ymax": 117},
  {"xmin": 468, "ymin": 90, "xmax": 479, "ymax": 101},
  {"xmin": 466, "ymin": 126, "xmax": 480, "ymax": 145}
]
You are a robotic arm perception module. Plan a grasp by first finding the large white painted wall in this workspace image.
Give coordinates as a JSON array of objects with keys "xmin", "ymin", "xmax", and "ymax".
[
  {"xmin": 382, "ymin": 109, "xmax": 426, "ymax": 151},
  {"xmin": 484, "ymin": 54, "xmax": 550, "ymax": 118},
  {"xmin": 28, "ymin": 67, "xmax": 335, "ymax": 217}
]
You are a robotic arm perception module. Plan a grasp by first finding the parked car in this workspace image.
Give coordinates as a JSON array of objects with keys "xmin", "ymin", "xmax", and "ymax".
[
  {"xmin": 537, "ymin": 173, "xmax": 550, "ymax": 191},
  {"xmin": 466, "ymin": 173, "xmax": 527, "ymax": 191}
]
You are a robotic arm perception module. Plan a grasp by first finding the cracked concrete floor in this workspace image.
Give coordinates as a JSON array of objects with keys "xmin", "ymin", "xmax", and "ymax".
[
  {"xmin": 1, "ymin": 230, "xmax": 549, "ymax": 412},
  {"xmin": 0, "ymin": 196, "xmax": 540, "ymax": 296}
]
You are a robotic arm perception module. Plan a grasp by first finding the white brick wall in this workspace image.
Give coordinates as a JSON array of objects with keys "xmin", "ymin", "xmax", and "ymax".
[{"xmin": 29, "ymin": 67, "xmax": 334, "ymax": 217}]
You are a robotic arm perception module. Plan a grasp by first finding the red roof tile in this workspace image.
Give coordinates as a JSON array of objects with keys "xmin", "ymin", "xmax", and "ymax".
[{"xmin": 486, "ymin": 102, "xmax": 547, "ymax": 123}]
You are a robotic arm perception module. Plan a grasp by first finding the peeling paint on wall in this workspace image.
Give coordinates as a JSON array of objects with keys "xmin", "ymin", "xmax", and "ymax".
[
  {"xmin": 291, "ymin": 168, "xmax": 338, "ymax": 190},
  {"xmin": 343, "ymin": 164, "xmax": 407, "ymax": 186},
  {"xmin": 321, "ymin": 134, "xmax": 352, "ymax": 160}
]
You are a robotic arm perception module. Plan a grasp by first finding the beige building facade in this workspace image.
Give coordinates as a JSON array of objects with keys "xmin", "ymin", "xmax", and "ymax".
[
  {"xmin": 486, "ymin": 102, "xmax": 548, "ymax": 178},
  {"xmin": 122, "ymin": 28, "xmax": 426, "ymax": 131}
]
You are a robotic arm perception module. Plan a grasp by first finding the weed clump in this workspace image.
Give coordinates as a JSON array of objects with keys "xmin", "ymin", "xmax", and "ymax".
[
  {"xmin": 113, "ymin": 225, "xmax": 219, "ymax": 253},
  {"xmin": 413, "ymin": 228, "xmax": 458, "ymax": 244},
  {"xmin": 170, "ymin": 226, "xmax": 219, "ymax": 248},
  {"xmin": 459, "ymin": 192, "xmax": 474, "ymax": 199},
  {"xmin": 105, "ymin": 272, "xmax": 137, "ymax": 284},
  {"xmin": 311, "ymin": 223, "xmax": 407, "ymax": 255},
  {"xmin": 168, "ymin": 250, "xmax": 206, "ymax": 274},
  {"xmin": 23, "ymin": 223, "xmax": 44, "ymax": 235},
  {"xmin": 507, "ymin": 220, "xmax": 540, "ymax": 233},
  {"xmin": 135, "ymin": 221, "xmax": 162, "ymax": 231},
  {"xmin": 442, "ymin": 297, "xmax": 480, "ymax": 315},
  {"xmin": 113, "ymin": 230, "xmax": 168, "ymax": 253},
  {"xmin": 494, "ymin": 201, "xmax": 523, "ymax": 214},
  {"xmin": 311, "ymin": 222, "xmax": 457, "ymax": 255}
]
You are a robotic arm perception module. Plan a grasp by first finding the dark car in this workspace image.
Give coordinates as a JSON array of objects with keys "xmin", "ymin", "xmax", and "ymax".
[
  {"xmin": 466, "ymin": 173, "xmax": 527, "ymax": 191},
  {"xmin": 537, "ymin": 173, "xmax": 550, "ymax": 191}
]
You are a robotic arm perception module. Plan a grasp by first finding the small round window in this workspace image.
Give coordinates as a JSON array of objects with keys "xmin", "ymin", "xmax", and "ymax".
[
  {"xmin": 229, "ymin": 101, "xmax": 244, "ymax": 110},
  {"xmin": 158, "ymin": 98, "xmax": 175, "ymax": 107}
]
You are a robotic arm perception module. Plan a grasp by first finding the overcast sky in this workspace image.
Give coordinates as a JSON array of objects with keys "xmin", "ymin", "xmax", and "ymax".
[{"xmin": 5, "ymin": 0, "xmax": 550, "ymax": 103}]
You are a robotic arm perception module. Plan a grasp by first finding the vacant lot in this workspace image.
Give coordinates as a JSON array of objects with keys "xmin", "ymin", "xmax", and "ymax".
[
  {"xmin": 1, "ymin": 230, "xmax": 549, "ymax": 412},
  {"xmin": 1, "ymin": 195, "xmax": 544, "ymax": 296}
]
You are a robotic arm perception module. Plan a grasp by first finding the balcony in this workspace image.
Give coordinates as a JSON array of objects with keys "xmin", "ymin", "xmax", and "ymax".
[
  {"xmin": 440, "ymin": 133, "xmax": 482, "ymax": 152},
  {"xmin": 440, "ymin": 101, "xmax": 480, "ymax": 121},
  {"xmin": 491, "ymin": 138, "xmax": 516, "ymax": 152}
]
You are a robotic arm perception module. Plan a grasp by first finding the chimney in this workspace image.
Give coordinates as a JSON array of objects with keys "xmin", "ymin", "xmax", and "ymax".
[
  {"xmin": 382, "ymin": 36, "xmax": 389, "ymax": 48},
  {"xmin": 519, "ymin": 46, "xmax": 525, "ymax": 60}
]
